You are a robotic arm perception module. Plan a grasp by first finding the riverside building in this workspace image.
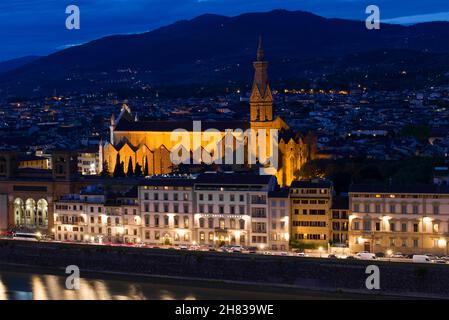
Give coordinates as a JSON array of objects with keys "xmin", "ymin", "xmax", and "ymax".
[
  {"xmin": 348, "ymin": 184, "xmax": 449, "ymax": 255},
  {"xmin": 53, "ymin": 172, "xmax": 288, "ymax": 250}
]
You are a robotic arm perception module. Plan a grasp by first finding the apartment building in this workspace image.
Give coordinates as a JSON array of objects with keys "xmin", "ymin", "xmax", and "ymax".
[
  {"xmin": 268, "ymin": 188, "xmax": 290, "ymax": 251},
  {"xmin": 139, "ymin": 177, "xmax": 195, "ymax": 246},
  {"xmin": 349, "ymin": 184, "xmax": 449, "ymax": 255},
  {"xmin": 330, "ymin": 195, "xmax": 349, "ymax": 246},
  {"xmin": 290, "ymin": 179, "xmax": 333, "ymax": 248},
  {"xmin": 53, "ymin": 172, "xmax": 287, "ymax": 250},
  {"xmin": 54, "ymin": 185, "xmax": 140, "ymax": 244},
  {"xmin": 193, "ymin": 173, "xmax": 277, "ymax": 248}
]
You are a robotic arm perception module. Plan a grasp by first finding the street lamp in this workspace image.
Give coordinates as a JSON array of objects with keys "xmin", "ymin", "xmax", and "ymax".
[
  {"xmin": 318, "ymin": 246, "xmax": 323, "ymax": 258},
  {"xmin": 387, "ymin": 249, "xmax": 392, "ymax": 262}
]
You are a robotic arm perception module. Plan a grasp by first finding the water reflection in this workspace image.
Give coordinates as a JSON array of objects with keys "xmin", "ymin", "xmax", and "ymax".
[
  {"xmin": 0, "ymin": 269, "xmax": 368, "ymax": 300},
  {"xmin": 0, "ymin": 270, "xmax": 268, "ymax": 300}
]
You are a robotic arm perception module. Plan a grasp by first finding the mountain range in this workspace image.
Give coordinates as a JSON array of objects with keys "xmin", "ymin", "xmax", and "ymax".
[{"xmin": 2, "ymin": 10, "xmax": 449, "ymax": 97}]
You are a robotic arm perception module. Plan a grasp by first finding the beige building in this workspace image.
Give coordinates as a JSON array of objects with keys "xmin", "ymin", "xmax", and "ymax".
[
  {"xmin": 349, "ymin": 184, "xmax": 449, "ymax": 255},
  {"xmin": 54, "ymin": 185, "xmax": 141, "ymax": 244},
  {"xmin": 290, "ymin": 179, "xmax": 333, "ymax": 249}
]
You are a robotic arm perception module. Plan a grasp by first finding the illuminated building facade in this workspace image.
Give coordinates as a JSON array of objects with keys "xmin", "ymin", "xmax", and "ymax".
[
  {"xmin": 290, "ymin": 179, "xmax": 333, "ymax": 248},
  {"xmin": 349, "ymin": 184, "xmax": 449, "ymax": 255},
  {"xmin": 53, "ymin": 172, "xmax": 288, "ymax": 250},
  {"xmin": 102, "ymin": 38, "xmax": 317, "ymax": 187}
]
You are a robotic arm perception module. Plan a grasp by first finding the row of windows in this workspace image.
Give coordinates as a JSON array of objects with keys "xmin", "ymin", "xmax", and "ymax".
[
  {"xmin": 198, "ymin": 232, "xmax": 246, "ymax": 243},
  {"xmin": 271, "ymin": 209, "xmax": 287, "ymax": 218},
  {"xmin": 291, "ymin": 189, "xmax": 328, "ymax": 195},
  {"xmin": 143, "ymin": 203, "xmax": 190, "ymax": 214},
  {"xmin": 352, "ymin": 221, "xmax": 441, "ymax": 233},
  {"xmin": 271, "ymin": 221, "xmax": 286, "ymax": 230},
  {"xmin": 356, "ymin": 237, "xmax": 444, "ymax": 249},
  {"xmin": 294, "ymin": 233, "xmax": 327, "ymax": 240},
  {"xmin": 143, "ymin": 192, "xmax": 190, "ymax": 201},
  {"xmin": 143, "ymin": 215, "xmax": 190, "ymax": 228},
  {"xmin": 270, "ymin": 200, "xmax": 286, "ymax": 207},
  {"xmin": 199, "ymin": 193, "xmax": 246, "ymax": 202},
  {"xmin": 293, "ymin": 209, "xmax": 326, "ymax": 215},
  {"xmin": 353, "ymin": 203, "xmax": 439, "ymax": 215},
  {"xmin": 56, "ymin": 204, "xmax": 84, "ymax": 211},
  {"xmin": 292, "ymin": 199, "xmax": 327, "ymax": 205},
  {"xmin": 199, "ymin": 204, "xmax": 246, "ymax": 215},
  {"xmin": 144, "ymin": 231, "xmax": 190, "ymax": 242},
  {"xmin": 292, "ymin": 221, "xmax": 327, "ymax": 227},
  {"xmin": 198, "ymin": 218, "xmax": 246, "ymax": 230}
]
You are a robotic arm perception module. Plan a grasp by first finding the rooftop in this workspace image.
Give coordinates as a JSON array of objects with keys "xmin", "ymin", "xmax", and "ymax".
[
  {"xmin": 291, "ymin": 179, "xmax": 333, "ymax": 189},
  {"xmin": 349, "ymin": 184, "xmax": 449, "ymax": 194}
]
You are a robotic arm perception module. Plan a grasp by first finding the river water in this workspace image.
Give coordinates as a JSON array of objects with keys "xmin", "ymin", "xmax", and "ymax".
[{"xmin": 0, "ymin": 268, "xmax": 383, "ymax": 300}]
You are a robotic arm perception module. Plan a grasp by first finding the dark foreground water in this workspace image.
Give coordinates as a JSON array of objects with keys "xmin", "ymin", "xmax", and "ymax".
[{"xmin": 0, "ymin": 267, "xmax": 393, "ymax": 300}]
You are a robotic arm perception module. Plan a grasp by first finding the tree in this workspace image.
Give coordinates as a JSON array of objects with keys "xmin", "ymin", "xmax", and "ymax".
[
  {"xmin": 113, "ymin": 154, "xmax": 125, "ymax": 177},
  {"xmin": 144, "ymin": 156, "xmax": 149, "ymax": 176},
  {"xmin": 126, "ymin": 157, "xmax": 134, "ymax": 177},
  {"xmin": 100, "ymin": 161, "xmax": 110, "ymax": 176},
  {"xmin": 135, "ymin": 162, "xmax": 142, "ymax": 176}
]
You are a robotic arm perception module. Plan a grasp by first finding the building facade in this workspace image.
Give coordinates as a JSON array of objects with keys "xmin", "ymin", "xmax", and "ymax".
[
  {"xmin": 53, "ymin": 172, "xmax": 289, "ymax": 250},
  {"xmin": 330, "ymin": 195, "xmax": 349, "ymax": 246},
  {"xmin": 290, "ymin": 179, "xmax": 333, "ymax": 248},
  {"xmin": 349, "ymin": 184, "xmax": 449, "ymax": 255},
  {"xmin": 268, "ymin": 188, "xmax": 290, "ymax": 251},
  {"xmin": 102, "ymin": 39, "xmax": 316, "ymax": 187}
]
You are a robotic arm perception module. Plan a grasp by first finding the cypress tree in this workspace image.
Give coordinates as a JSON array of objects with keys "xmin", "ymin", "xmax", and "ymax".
[
  {"xmin": 144, "ymin": 156, "xmax": 149, "ymax": 176},
  {"xmin": 127, "ymin": 157, "xmax": 134, "ymax": 176},
  {"xmin": 135, "ymin": 163, "xmax": 142, "ymax": 176}
]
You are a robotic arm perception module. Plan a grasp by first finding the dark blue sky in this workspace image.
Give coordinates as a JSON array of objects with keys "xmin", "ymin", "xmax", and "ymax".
[{"xmin": 1, "ymin": 0, "xmax": 449, "ymax": 61}]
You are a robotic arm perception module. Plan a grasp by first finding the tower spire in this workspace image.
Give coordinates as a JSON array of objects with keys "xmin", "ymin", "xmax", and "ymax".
[
  {"xmin": 250, "ymin": 36, "xmax": 272, "ymax": 122},
  {"xmin": 257, "ymin": 36, "xmax": 265, "ymax": 61}
]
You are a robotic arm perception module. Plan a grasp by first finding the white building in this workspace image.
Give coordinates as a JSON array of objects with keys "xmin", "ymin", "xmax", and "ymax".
[{"xmin": 54, "ymin": 172, "xmax": 287, "ymax": 251}]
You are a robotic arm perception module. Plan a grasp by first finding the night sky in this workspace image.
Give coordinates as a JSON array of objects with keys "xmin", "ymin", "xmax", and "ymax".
[{"xmin": 1, "ymin": 0, "xmax": 449, "ymax": 61}]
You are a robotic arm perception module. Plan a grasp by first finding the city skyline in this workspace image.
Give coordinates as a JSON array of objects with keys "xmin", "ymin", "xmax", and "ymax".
[{"xmin": 1, "ymin": 0, "xmax": 449, "ymax": 61}]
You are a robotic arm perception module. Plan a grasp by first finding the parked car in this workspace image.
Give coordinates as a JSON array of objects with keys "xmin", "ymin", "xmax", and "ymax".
[
  {"xmin": 296, "ymin": 252, "xmax": 309, "ymax": 257},
  {"xmin": 328, "ymin": 254, "xmax": 338, "ymax": 259},
  {"xmin": 356, "ymin": 252, "xmax": 376, "ymax": 260},
  {"xmin": 412, "ymin": 255, "xmax": 432, "ymax": 263},
  {"xmin": 433, "ymin": 259, "xmax": 447, "ymax": 264},
  {"xmin": 247, "ymin": 247, "xmax": 257, "ymax": 254},
  {"xmin": 391, "ymin": 252, "xmax": 405, "ymax": 258},
  {"xmin": 375, "ymin": 252, "xmax": 385, "ymax": 258},
  {"xmin": 231, "ymin": 245, "xmax": 243, "ymax": 253}
]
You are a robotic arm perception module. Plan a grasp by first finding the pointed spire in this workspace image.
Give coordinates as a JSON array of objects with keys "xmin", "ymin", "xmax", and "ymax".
[{"xmin": 257, "ymin": 35, "xmax": 265, "ymax": 61}]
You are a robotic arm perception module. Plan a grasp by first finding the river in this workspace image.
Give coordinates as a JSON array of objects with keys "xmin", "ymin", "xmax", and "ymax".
[{"xmin": 0, "ymin": 267, "xmax": 394, "ymax": 300}]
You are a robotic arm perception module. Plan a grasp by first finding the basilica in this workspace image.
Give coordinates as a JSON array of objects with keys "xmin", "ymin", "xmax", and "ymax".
[{"xmin": 102, "ymin": 38, "xmax": 317, "ymax": 186}]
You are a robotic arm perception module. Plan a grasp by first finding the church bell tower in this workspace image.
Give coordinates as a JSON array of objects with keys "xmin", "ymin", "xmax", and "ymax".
[{"xmin": 250, "ymin": 36, "xmax": 273, "ymax": 123}]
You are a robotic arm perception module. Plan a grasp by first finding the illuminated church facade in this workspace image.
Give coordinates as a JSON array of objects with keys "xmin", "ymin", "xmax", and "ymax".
[{"xmin": 102, "ymin": 38, "xmax": 317, "ymax": 186}]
